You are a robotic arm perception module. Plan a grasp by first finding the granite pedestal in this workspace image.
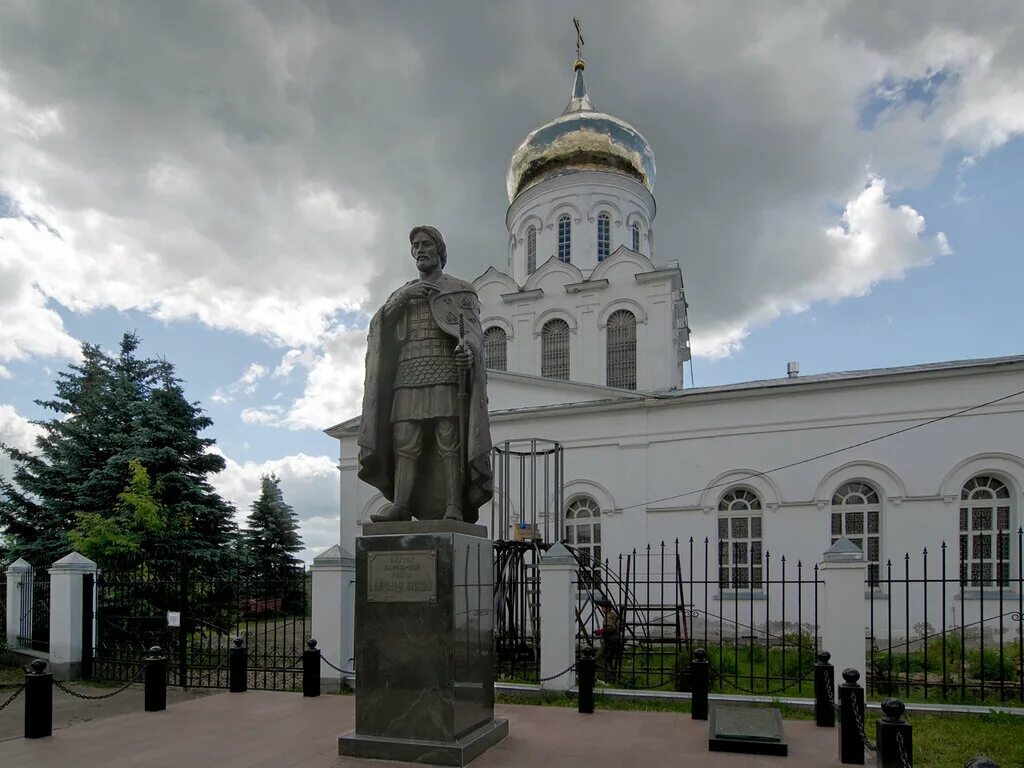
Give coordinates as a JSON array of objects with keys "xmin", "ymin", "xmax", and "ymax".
[{"xmin": 338, "ymin": 521, "xmax": 508, "ymax": 766}]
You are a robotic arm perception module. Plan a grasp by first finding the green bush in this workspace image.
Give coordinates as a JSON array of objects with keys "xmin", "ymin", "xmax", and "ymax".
[{"xmin": 967, "ymin": 648, "xmax": 1015, "ymax": 681}]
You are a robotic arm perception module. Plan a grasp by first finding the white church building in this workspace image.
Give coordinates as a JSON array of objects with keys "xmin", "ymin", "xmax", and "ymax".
[{"xmin": 327, "ymin": 55, "xmax": 1024, "ymax": 630}]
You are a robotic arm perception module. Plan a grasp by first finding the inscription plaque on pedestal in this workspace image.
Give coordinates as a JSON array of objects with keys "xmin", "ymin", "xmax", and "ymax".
[
  {"xmin": 709, "ymin": 706, "xmax": 788, "ymax": 756},
  {"xmin": 368, "ymin": 550, "xmax": 438, "ymax": 603}
]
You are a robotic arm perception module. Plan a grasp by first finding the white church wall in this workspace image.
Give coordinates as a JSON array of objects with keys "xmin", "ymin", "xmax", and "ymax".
[
  {"xmin": 333, "ymin": 358, "xmax": 1024, "ymax": 635},
  {"xmin": 473, "ymin": 254, "xmax": 681, "ymax": 390},
  {"xmin": 506, "ymin": 171, "xmax": 655, "ymax": 283}
]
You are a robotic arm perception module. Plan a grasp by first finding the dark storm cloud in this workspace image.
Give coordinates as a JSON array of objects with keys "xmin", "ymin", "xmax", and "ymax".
[{"xmin": 0, "ymin": 0, "xmax": 1019, "ymax": 363}]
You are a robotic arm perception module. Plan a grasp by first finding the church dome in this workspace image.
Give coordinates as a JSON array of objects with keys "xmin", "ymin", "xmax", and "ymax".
[{"xmin": 506, "ymin": 60, "xmax": 656, "ymax": 203}]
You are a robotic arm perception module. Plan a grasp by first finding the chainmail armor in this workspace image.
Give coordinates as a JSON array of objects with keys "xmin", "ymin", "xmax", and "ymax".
[{"xmin": 395, "ymin": 297, "xmax": 458, "ymax": 389}]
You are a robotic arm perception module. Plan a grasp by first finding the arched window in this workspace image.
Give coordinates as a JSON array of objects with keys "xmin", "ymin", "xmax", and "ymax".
[
  {"xmin": 564, "ymin": 495, "xmax": 601, "ymax": 568},
  {"xmin": 606, "ymin": 310, "xmax": 637, "ymax": 389},
  {"xmin": 960, "ymin": 475, "xmax": 1011, "ymax": 587},
  {"xmin": 718, "ymin": 488, "xmax": 763, "ymax": 589},
  {"xmin": 832, "ymin": 482, "xmax": 881, "ymax": 586},
  {"xmin": 557, "ymin": 215, "xmax": 571, "ymax": 263},
  {"xmin": 483, "ymin": 326, "xmax": 507, "ymax": 371},
  {"xmin": 541, "ymin": 319, "xmax": 570, "ymax": 380},
  {"xmin": 526, "ymin": 225, "xmax": 537, "ymax": 275},
  {"xmin": 597, "ymin": 213, "xmax": 610, "ymax": 261},
  {"xmin": 631, "ymin": 221, "xmax": 641, "ymax": 252}
]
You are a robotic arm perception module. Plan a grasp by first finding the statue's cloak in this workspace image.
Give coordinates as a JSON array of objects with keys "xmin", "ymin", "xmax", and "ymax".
[{"xmin": 357, "ymin": 274, "xmax": 494, "ymax": 522}]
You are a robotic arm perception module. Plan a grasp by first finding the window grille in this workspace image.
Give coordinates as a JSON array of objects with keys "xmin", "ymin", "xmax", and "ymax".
[
  {"xmin": 541, "ymin": 319, "xmax": 570, "ymax": 380},
  {"xmin": 606, "ymin": 310, "xmax": 637, "ymax": 389},
  {"xmin": 959, "ymin": 475, "xmax": 1011, "ymax": 587},
  {"xmin": 632, "ymin": 221, "xmax": 640, "ymax": 252},
  {"xmin": 564, "ymin": 495, "xmax": 601, "ymax": 568},
  {"xmin": 831, "ymin": 481, "xmax": 882, "ymax": 586},
  {"xmin": 483, "ymin": 326, "xmax": 507, "ymax": 371},
  {"xmin": 717, "ymin": 488, "xmax": 763, "ymax": 589},
  {"xmin": 527, "ymin": 225, "xmax": 537, "ymax": 275},
  {"xmin": 597, "ymin": 213, "xmax": 610, "ymax": 261},
  {"xmin": 557, "ymin": 215, "xmax": 571, "ymax": 263}
]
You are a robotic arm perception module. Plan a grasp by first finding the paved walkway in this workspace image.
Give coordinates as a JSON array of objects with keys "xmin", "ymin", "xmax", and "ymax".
[{"xmin": 0, "ymin": 689, "xmax": 862, "ymax": 768}]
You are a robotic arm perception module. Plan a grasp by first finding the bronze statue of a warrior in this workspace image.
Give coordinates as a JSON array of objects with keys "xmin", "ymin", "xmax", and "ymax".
[{"xmin": 357, "ymin": 226, "xmax": 493, "ymax": 523}]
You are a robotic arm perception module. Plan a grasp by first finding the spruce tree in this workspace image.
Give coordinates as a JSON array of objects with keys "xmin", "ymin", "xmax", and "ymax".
[
  {"xmin": 0, "ymin": 333, "xmax": 238, "ymax": 568},
  {"xmin": 243, "ymin": 475, "xmax": 303, "ymax": 583}
]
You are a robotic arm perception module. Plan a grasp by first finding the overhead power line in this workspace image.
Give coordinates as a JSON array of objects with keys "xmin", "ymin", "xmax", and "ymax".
[{"xmin": 609, "ymin": 386, "xmax": 1024, "ymax": 514}]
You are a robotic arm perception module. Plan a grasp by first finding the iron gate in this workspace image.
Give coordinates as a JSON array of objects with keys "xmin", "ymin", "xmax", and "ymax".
[{"xmin": 91, "ymin": 559, "xmax": 309, "ymax": 690}]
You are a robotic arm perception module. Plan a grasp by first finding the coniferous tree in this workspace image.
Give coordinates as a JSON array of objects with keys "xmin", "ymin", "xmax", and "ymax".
[
  {"xmin": 0, "ymin": 333, "xmax": 238, "ymax": 568},
  {"xmin": 242, "ymin": 475, "xmax": 303, "ymax": 582}
]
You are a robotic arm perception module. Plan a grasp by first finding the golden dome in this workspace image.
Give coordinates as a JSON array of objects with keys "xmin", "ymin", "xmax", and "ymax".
[{"xmin": 506, "ymin": 61, "xmax": 656, "ymax": 203}]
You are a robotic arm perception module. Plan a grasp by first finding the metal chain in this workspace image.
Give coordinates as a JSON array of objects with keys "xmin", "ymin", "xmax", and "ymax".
[
  {"xmin": 850, "ymin": 696, "xmax": 877, "ymax": 753},
  {"xmin": 0, "ymin": 684, "xmax": 25, "ymax": 712},
  {"xmin": 896, "ymin": 731, "xmax": 912, "ymax": 768},
  {"xmin": 710, "ymin": 662, "xmax": 816, "ymax": 697},
  {"xmin": 53, "ymin": 667, "xmax": 144, "ymax": 701},
  {"xmin": 537, "ymin": 662, "xmax": 576, "ymax": 683},
  {"xmin": 320, "ymin": 655, "xmax": 355, "ymax": 676}
]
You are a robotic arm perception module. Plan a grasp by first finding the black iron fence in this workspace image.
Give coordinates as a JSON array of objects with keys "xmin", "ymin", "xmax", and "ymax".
[
  {"xmin": 0, "ymin": 572, "xmax": 6, "ymax": 651},
  {"xmin": 574, "ymin": 538, "xmax": 821, "ymax": 695},
  {"xmin": 493, "ymin": 539, "xmax": 546, "ymax": 682},
  {"xmin": 15, "ymin": 569, "xmax": 50, "ymax": 652},
  {"xmin": 92, "ymin": 559, "xmax": 309, "ymax": 691},
  {"xmin": 867, "ymin": 528, "xmax": 1024, "ymax": 704}
]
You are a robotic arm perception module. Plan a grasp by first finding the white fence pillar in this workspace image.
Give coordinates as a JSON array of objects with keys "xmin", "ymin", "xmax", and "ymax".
[
  {"xmin": 5, "ymin": 558, "xmax": 32, "ymax": 649},
  {"xmin": 48, "ymin": 552, "xmax": 97, "ymax": 681},
  {"xmin": 539, "ymin": 542, "xmax": 577, "ymax": 693},
  {"xmin": 819, "ymin": 537, "xmax": 867, "ymax": 697},
  {"xmin": 311, "ymin": 545, "xmax": 355, "ymax": 689}
]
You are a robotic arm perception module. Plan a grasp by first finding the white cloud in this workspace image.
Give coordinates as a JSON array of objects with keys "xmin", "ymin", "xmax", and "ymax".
[
  {"xmin": 0, "ymin": 403, "xmax": 44, "ymax": 482},
  {"xmin": 0, "ymin": 1, "xmax": 1019, "ymax": 372},
  {"xmin": 207, "ymin": 448, "xmax": 339, "ymax": 564},
  {"xmin": 242, "ymin": 325, "xmax": 367, "ymax": 431},
  {"xmin": 691, "ymin": 176, "xmax": 949, "ymax": 359},
  {"xmin": 0, "ymin": 403, "xmax": 42, "ymax": 453},
  {"xmin": 210, "ymin": 362, "xmax": 269, "ymax": 404}
]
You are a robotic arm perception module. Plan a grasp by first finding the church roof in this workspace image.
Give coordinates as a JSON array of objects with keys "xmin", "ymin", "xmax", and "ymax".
[
  {"xmin": 323, "ymin": 354, "xmax": 1024, "ymax": 437},
  {"xmin": 506, "ymin": 58, "xmax": 656, "ymax": 202}
]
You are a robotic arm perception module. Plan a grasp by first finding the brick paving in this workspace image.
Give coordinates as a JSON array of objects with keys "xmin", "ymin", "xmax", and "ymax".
[{"xmin": 0, "ymin": 690, "xmax": 860, "ymax": 767}]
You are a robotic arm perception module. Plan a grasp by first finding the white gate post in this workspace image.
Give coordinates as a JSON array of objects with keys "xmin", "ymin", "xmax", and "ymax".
[
  {"xmin": 539, "ymin": 542, "xmax": 577, "ymax": 693},
  {"xmin": 49, "ymin": 552, "xmax": 97, "ymax": 680},
  {"xmin": 5, "ymin": 558, "xmax": 32, "ymax": 649},
  {"xmin": 311, "ymin": 545, "xmax": 356, "ymax": 690},
  {"xmin": 819, "ymin": 537, "xmax": 867, "ymax": 697}
]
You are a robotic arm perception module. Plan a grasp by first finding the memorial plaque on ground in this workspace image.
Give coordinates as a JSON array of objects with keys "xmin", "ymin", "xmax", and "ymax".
[
  {"xmin": 367, "ymin": 550, "xmax": 438, "ymax": 603},
  {"xmin": 708, "ymin": 706, "xmax": 788, "ymax": 756}
]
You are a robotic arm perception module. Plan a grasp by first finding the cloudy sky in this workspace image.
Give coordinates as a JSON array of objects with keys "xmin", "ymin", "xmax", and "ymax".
[{"xmin": 1, "ymin": 1, "xmax": 1022, "ymax": 561}]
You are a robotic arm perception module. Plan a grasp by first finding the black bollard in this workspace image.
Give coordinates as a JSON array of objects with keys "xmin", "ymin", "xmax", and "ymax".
[
  {"xmin": 229, "ymin": 637, "xmax": 248, "ymax": 693},
  {"xmin": 577, "ymin": 645, "xmax": 595, "ymax": 714},
  {"xmin": 876, "ymin": 699, "xmax": 912, "ymax": 767},
  {"xmin": 690, "ymin": 648, "xmax": 709, "ymax": 721},
  {"xmin": 145, "ymin": 645, "xmax": 167, "ymax": 712},
  {"xmin": 815, "ymin": 650, "xmax": 835, "ymax": 728},
  {"xmin": 837, "ymin": 668, "xmax": 865, "ymax": 765},
  {"xmin": 24, "ymin": 659, "xmax": 52, "ymax": 739},
  {"xmin": 303, "ymin": 639, "xmax": 321, "ymax": 698}
]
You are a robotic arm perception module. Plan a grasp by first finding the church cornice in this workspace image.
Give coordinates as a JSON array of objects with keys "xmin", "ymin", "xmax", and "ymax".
[
  {"xmin": 501, "ymin": 288, "xmax": 544, "ymax": 303},
  {"xmin": 565, "ymin": 278, "xmax": 608, "ymax": 294}
]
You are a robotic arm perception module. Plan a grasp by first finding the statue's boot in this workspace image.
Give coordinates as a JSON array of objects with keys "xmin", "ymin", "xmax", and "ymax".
[
  {"xmin": 369, "ymin": 502, "xmax": 412, "ymax": 523},
  {"xmin": 370, "ymin": 453, "xmax": 416, "ymax": 522},
  {"xmin": 440, "ymin": 451, "xmax": 463, "ymax": 521}
]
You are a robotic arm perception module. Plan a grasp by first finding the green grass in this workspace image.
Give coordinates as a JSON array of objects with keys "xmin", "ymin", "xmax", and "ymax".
[{"xmin": 495, "ymin": 691, "xmax": 1024, "ymax": 767}]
